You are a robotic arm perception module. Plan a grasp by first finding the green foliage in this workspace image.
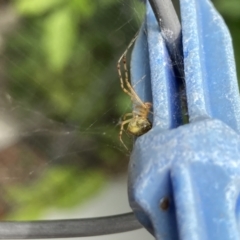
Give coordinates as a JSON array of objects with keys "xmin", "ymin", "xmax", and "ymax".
[
  {"xmin": 42, "ymin": 7, "xmax": 76, "ymax": 72},
  {"xmin": 14, "ymin": 0, "xmax": 64, "ymax": 16},
  {"xmin": 5, "ymin": 166, "xmax": 105, "ymax": 220},
  {"xmin": 213, "ymin": 0, "xmax": 240, "ymax": 80},
  {"xmin": 70, "ymin": 0, "xmax": 96, "ymax": 18},
  {"xmin": 214, "ymin": 0, "xmax": 240, "ymax": 19},
  {"xmin": 14, "ymin": 0, "xmax": 101, "ymax": 73},
  {"xmin": 6, "ymin": 0, "xmax": 141, "ymax": 128},
  {"xmin": 3, "ymin": 0, "xmax": 138, "ymax": 219},
  {"xmin": 226, "ymin": 20, "xmax": 240, "ymax": 82}
]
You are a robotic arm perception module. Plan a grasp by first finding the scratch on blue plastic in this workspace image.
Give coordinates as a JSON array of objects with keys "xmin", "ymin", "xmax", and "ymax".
[{"xmin": 128, "ymin": 0, "xmax": 240, "ymax": 239}]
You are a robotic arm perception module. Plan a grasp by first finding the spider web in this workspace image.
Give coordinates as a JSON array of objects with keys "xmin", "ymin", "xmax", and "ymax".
[{"xmin": 0, "ymin": 0, "xmax": 147, "ymax": 221}]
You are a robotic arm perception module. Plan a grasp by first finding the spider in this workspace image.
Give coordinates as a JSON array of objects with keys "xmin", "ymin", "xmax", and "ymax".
[{"xmin": 117, "ymin": 34, "xmax": 152, "ymax": 150}]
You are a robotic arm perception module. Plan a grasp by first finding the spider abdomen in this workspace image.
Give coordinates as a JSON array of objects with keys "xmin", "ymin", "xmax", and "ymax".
[{"xmin": 127, "ymin": 117, "xmax": 152, "ymax": 136}]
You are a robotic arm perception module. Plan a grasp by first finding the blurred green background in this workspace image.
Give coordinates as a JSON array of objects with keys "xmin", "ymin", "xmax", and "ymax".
[{"xmin": 0, "ymin": 0, "xmax": 239, "ymax": 220}]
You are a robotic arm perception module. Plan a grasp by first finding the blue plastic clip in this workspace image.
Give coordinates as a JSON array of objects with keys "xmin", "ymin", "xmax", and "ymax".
[{"xmin": 128, "ymin": 0, "xmax": 240, "ymax": 239}]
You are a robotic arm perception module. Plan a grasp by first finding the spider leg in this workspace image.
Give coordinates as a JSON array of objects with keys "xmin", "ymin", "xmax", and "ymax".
[
  {"xmin": 122, "ymin": 113, "xmax": 133, "ymax": 121},
  {"xmin": 121, "ymin": 54, "xmax": 146, "ymax": 107},
  {"xmin": 117, "ymin": 35, "xmax": 137, "ymax": 99},
  {"xmin": 117, "ymin": 74, "xmax": 131, "ymax": 97},
  {"xmin": 117, "ymin": 56, "xmax": 134, "ymax": 99},
  {"xmin": 119, "ymin": 119, "xmax": 132, "ymax": 150},
  {"xmin": 121, "ymin": 113, "xmax": 134, "ymax": 138},
  {"xmin": 117, "ymin": 32, "xmax": 146, "ymax": 108}
]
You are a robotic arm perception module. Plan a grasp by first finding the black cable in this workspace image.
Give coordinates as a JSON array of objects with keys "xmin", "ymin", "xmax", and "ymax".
[
  {"xmin": 0, "ymin": 213, "xmax": 142, "ymax": 239},
  {"xmin": 148, "ymin": 0, "xmax": 181, "ymax": 43},
  {"xmin": 148, "ymin": 0, "xmax": 184, "ymax": 78}
]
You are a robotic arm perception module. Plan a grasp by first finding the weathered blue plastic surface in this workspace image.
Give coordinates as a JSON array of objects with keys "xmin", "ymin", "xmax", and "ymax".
[{"xmin": 128, "ymin": 0, "xmax": 240, "ymax": 240}]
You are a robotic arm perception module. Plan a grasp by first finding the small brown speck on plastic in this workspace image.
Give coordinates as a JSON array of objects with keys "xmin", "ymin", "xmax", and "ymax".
[{"xmin": 160, "ymin": 197, "xmax": 170, "ymax": 211}]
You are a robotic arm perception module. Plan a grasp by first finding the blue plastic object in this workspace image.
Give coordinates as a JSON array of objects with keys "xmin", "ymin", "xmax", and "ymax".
[{"xmin": 128, "ymin": 0, "xmax": 240, "ymax": 239}]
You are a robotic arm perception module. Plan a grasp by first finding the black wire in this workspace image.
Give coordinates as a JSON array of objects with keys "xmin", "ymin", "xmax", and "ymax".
[
  {"xmin": 148, "ymin": 0, "xmax": 181, "ymax": 43},
  {"xmin": 148, "ymin": 0, "xmax": 184, "ymax": 78},
  {"xmin": 0, "ymin": 213, "xmax": 142, "ymax": 239}
]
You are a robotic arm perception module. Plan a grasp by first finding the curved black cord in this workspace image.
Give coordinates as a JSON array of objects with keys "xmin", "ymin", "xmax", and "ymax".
[
  {"xmin": 0, "ymin": 213, "xmax": 142, "ymax": 239},
  {"xmin": 148, "ymin": 0, "xmax": 184, "ymax": 78},
  {"xmin": 148, "ymin": 0, "xmax": 181, "ymax": 41}
]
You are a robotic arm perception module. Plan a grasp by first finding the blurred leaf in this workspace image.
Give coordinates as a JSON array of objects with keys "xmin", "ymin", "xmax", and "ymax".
[
  {"xmin": 116, "ymin": 93, "xmax": 132, "ymax": 116},
  {"xmin": 215, "ymin": 0, "xmax": 240, "ymax": 19},
  {"xmin": 131, "ymin": 1, "xmax": 145, "ymax": 25},
  {"xmin": 5, "ymin": 166, "xmax": 105, "ymax": 220},
  {"xmin": 14, "ymin": 0, "xmax": 64, "ymax": 16},
  {"xmin": 226, "ymin": 20, "xmax": 240, "ymax": 82},
  {"xmin": 49, "ymin": 84, "xmax": 73, "ymax": 115},
  {"xmin": 70, "ymin": 0, "xmax": 96, "ymax": 18},
  {"xmin": 42, "ymin": 7, "xmax": 76, "ymax": 72}
]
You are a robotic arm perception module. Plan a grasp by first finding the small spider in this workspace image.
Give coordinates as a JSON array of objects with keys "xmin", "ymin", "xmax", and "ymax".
[{"xmin": 117, "ymin": 33, "xmax": 152, "ymax": 150}]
